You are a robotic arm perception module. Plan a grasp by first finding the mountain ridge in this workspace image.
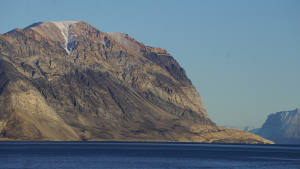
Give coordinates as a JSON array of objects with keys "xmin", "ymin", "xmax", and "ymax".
[
  {"xmin": 0, "ymin": 21, "xmax": 272, "ymax": 144},
  {"xmin": 255, "ymin": 108, "xmax": 300, "ymax": 144}
]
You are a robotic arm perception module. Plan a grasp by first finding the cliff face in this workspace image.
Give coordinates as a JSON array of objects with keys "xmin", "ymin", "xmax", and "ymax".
[
  {"xmin": 256, "ymin": 109, "xmax": 300, "ymax": 144},
  {"xmin": 0, "ymin": 21, "xmax": 272, "ymax": 143}
]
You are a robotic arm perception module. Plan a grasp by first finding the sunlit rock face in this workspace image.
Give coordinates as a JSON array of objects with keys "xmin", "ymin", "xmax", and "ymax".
[
  {"xmin": 256, "ymin": 109, "xmax": 300, "ymax": 144},
  {"xmin": 0, "ymin": 21, "xmax": 273, "ymax": 144}
]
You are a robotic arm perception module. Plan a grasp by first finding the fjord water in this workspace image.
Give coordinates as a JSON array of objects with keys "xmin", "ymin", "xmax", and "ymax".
[{"xmin": 0, "ymin": 142, "xmax": 299, "ymax": 169}]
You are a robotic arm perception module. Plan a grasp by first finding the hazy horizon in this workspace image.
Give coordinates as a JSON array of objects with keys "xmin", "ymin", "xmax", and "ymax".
[{"xmin": 1, "ymin": 0, "xmax": 299, "ymax": 128}]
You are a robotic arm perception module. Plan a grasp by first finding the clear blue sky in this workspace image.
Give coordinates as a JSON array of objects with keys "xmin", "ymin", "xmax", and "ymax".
[{"xmin": 1, "ymin": 0, "xmax": 299, "ymax": 128}]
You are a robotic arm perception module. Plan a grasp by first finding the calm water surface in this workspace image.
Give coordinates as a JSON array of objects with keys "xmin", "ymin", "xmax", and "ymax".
[{"xmin": 0, "ymin": 142, "xmax": 299, "ymax": 169}]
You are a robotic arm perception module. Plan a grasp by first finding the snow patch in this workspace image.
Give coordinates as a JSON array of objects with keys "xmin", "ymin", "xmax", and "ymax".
[{"xmin": 51, "ymin": 21, "xmax": 79, "ymax": 54}]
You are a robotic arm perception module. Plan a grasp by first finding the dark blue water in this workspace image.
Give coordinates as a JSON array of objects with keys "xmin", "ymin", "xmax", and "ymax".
[{"xmin": 0, "ymin": 142, "xmax": 300, "ymax": 169}]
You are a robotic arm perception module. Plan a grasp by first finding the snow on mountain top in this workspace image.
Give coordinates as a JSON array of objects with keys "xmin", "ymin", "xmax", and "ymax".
[
  {"xmin": 25, "ymin": 21, "xmax": 81, "ymax": 54},
  {"xmin": 50, "ymin": 21, "xmax": 79, "ymax": 54}
]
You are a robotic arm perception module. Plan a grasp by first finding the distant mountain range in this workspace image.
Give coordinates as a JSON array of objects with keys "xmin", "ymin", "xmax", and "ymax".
[
  {"xmin": 0, "ymin": 21, "xmax": 272, "ymax": 143},
  {"xmin": 251, "ymin": 108, "xmax": 300, "ymax": 144}
]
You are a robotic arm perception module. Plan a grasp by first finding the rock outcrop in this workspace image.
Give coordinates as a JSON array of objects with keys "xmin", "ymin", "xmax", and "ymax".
[
  {"xmin": 256, "ymin": 108, "xmax": 300, "ymax": 144},
  {"xmin": 0, "ymin": 21, "xmax": 273, "ymax": 143}
]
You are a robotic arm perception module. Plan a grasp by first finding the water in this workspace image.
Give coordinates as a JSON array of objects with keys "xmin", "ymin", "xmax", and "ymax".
[{"xmin": 0, "ymin": 142, "xmax": 300, "ymax": 169}]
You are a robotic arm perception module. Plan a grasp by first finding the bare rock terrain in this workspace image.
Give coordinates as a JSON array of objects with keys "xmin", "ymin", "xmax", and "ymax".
[
  {"xmin": 255, "ymin": 109, "xmax": 300, "ymax": 144},
  {"xmin": 0, "ymin": 21, "xmax": 273, "ymax": 144}
]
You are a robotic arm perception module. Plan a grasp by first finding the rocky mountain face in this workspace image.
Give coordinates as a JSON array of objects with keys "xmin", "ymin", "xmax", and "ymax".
[
  {"xmin": 0, "ymin": 21, "xmax": 272, "ymax": 143},
  {"xmin": 256, "ymin": 109, "xmax": 300, "ymax": 144}
]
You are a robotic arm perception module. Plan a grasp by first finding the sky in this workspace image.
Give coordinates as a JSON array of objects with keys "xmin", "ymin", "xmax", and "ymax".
[{"xmin": 1, "ymin": 0, "xmax": 299, "ymax": 128}]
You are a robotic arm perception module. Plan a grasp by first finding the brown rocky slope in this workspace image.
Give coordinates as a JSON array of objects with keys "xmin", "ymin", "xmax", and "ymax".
[{"xmin": 0, "ymin": 21, "xmax": 273, "ymax": 143}]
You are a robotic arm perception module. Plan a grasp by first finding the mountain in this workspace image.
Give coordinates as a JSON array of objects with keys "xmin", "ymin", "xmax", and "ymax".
[
  {"xmin": 256, "ymin": 108, "xmax": 300, "ymax": 144},
  {"xmin": 0, "ymin": 21, "xmax": 272, "ymax": 143}
]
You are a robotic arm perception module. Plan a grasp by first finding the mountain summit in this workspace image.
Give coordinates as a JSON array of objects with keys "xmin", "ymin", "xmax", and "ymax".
[
  {"xmin": 0, "ymin": 21, "xmax": 272, "ymax": 143},
  {"xmin": 26, "ymin": 21, "xmax": 80, "ymax": 54},
  {"xmin": 256, "ymin": 108, "xmax": 300, "ymax": 144}
]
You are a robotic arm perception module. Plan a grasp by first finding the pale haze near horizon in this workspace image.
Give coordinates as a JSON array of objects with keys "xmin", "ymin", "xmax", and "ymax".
[{"xmin": 0, "ymin": 0, "xmax": 299, "ymax": 128}]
